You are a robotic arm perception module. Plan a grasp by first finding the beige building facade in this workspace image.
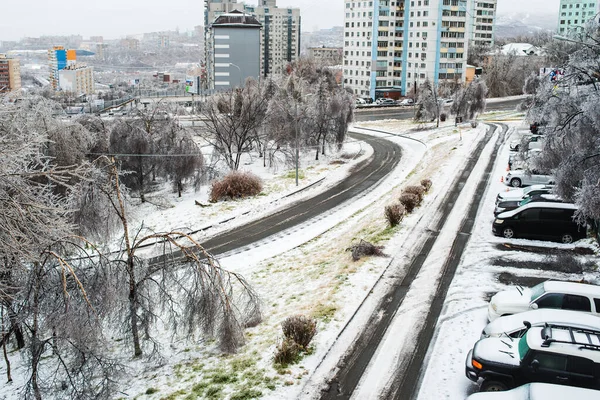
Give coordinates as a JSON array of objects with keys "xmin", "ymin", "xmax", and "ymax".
[
  {"xmin": 0, "ymin": 53, "xmax": 21, "ymax": 93},
  {"xmin": 58, "ymin": 66, "xmax": 95, "ymax": 95}
]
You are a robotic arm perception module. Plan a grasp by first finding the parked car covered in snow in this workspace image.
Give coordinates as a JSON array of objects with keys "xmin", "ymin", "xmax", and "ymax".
[
  {"xmin": 509, "ymin": 135, "xmax": 544, "ymax": 152},
  {"xmin": 466, "ymin": 382, "xmax": 600, "ymax": 399},
  {"xmin": 503, "ymin": 170, "xmax": 554, "ymax": 188},
  {"xmin": 376, "ymin": 98, "xmax": 397, "ymax": 106},
  {"xmin": 481, "ymin": 309, "xmax": 600, "ymax": 339},
  {"xmin": 466, "ymin": 325, "xmax": 600, "ymax": 391},
  {"xmin": 494, "ymin": 194, "xmax": 564, "ymax": 216},
  {"xmin": 487, "ymin": 281, "xmax": 600, "ymax": 322},
  {"xmin": 496, "ymin": 185, "xmax": 554, "ymax": 205}
]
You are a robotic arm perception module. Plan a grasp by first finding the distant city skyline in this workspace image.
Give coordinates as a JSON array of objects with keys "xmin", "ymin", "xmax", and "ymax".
[{"xmin": 1, "ymin": 0, "xmax": 560, "ymax": 42}]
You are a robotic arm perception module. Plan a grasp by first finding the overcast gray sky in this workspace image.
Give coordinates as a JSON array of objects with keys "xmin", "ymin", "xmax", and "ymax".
[{"xmin": 0, "ymin": 0, "xmax": 559, "ymax": 41}]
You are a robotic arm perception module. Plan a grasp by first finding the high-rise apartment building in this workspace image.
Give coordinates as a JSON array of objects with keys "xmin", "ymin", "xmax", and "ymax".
[
  {"xmin": 558, "ymin": 0, "xmax": 600, "ymax": 33},
  {"xmin": 204, "ymin": 0, "xmax": 301, "ymax": 88},
  {"xmin": 244, "ymin": 1, "xmax": 301, "ymax": 77},
  {"xmin": 48, "ymin": 46, "xmax": 77, "ymax": 89},
  {"xmin": 0, "ymin": 53, "xmax": 21, "ymax": 93},
  {"xmin": 469, "ymin": 0, "xmax": 497, "ymax": 46},
  {"xmin": 343, "ymin": 0, "xmax": 496, "ymax": 99}
]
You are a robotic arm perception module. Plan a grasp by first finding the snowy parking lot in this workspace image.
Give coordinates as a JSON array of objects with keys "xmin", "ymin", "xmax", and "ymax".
[{"xmin": 416, "ymin": 125, "xmax": 599, "ymax": 400}]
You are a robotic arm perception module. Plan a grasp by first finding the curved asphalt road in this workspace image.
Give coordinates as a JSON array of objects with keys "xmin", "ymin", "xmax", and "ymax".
[{"xmin": 149, "ymin": 132, "xmax": 402, "ymax": 262}]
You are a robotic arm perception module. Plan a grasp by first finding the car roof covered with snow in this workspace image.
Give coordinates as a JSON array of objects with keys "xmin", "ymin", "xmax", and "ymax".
[
  {"xmin": 525, "ymin": 326, "xmax": 600, "ymax": 363},
  {"xmin": 483, "ymin": 309, "xmax": 600, "ymax": 337},
  {"xmin": 496, "ymin": 201, "xmax": 577, "ymax": 219},
  {"xmin": 540, "ymin": 281, "xmax": 600, "ymax": 297},
  {"xmin": 466, "ymin": 382, "xmax": 600, "ymax": 400}
]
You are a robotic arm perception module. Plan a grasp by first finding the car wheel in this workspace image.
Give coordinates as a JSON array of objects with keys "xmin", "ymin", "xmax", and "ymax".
[
  {"xmin": 502, "ymin": 227, "xmax": 515, "ymax": 239},
  {"xmin": 561, "ymin": 233, "xmax": 574, "ymax": 244},
  {"xmin": 510, "ymin": 178, "xmax": 522, "ymax": 187},
  {"xmin": 481, "ymin": 379, "xmax": 509, "ymax": 392}
]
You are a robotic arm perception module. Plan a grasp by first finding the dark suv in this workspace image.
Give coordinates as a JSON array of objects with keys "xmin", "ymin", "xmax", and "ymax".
[
  {"xmin": 492, "ymin": 202, "xmax": 586, "ymax": 243},
  {"xmin": 466, "ymin": 325, "xmax": 600, "ymax": 392}
]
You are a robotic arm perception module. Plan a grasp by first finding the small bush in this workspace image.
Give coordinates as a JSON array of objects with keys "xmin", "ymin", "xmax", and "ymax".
[
  {"xmin": 274, "ymin": 338, "xmax": 302, "ymax": 366},
  {"xmin": 346, "ymin": 239, "xmax": 386, "ymax": 261},
  {"xmin": 440, "ymin": 113, "xmax": 447, "ymax": 122},
  {"xmin": 399, "ymin": 193, "xmax": 419, "ymax": 213},
  {"xmin": 385, "ymin": 203, "xmax": 406, "ymax": 227},
  {"xmin": 403, "ymin": 185, "xmax": 425, "ymax": 203},
  {"xmin": 471, "ymin": 121, "xmax": 479, "ymax": 128},
  {"xmin": 209, "ymin": 171, "xmax": 263, "ymax": 202},
  {"xmin": 282, "ymin": 315, "xmax": 317, "ymax": 349},
  {"xmin": 420, "ymin": 179, "xmax": 433, "ymax": 192}
]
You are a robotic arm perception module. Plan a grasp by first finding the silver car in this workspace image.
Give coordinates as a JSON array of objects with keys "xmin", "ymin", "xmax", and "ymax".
[{"xmin": 503, "ymin": 170, "xmax": 554, "ymax": 188}]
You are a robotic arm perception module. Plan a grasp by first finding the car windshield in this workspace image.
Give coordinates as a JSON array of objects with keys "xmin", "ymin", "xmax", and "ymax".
[
  {"xmin": 518, "ymin": 335, "xmax": 530, "ymax": 361},
  {"xmin": 530, "ymin": 282, "xmax": 545, "ymax": 301}
]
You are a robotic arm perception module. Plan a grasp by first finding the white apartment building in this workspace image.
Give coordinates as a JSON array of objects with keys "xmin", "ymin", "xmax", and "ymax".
[
  {"xmin": 558, "ymin": 0, "xmax": 600, "ymax": 33},
  {"xmin": 204, "ymin": 0, "xmax": 301, "ymax": 87},
  {"xmin": 58, "ymin": 65, "xmax": 94, "ymax": 95},
  {"xmin": 245, "ymin": 1, "xmax": 301, "ymax": 77},
  {"xmin": 344, "ymin": 0, "xmax": 494, "ymax": 99},
  {"xmin": 469, "ymin": 0, "xmax": 497, "ymax": 46}
]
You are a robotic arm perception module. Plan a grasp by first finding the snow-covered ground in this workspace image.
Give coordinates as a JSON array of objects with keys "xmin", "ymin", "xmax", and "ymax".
[{"xmin": 4, "ymin": 108, "xmax": 596, "ymax": 400}]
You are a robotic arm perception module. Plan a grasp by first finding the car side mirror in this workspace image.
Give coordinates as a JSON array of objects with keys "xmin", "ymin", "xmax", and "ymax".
[
  {"xmin": 531, "ymin": 359, "xmax": 540, "ymax": 372},
  {"xmin": 530, "ymin": 303, "xmax": 538, "ymax": 310}
]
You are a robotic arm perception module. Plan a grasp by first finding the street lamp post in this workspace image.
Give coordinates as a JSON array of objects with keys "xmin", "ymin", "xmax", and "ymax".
[{"xmin": 295, "ymin": 100, "xmax": 299, "ymax": 187}]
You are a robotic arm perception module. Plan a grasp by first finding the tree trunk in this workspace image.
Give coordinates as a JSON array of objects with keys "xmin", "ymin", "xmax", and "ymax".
[
  {"xmin": 111, "ymin": 163, "xmax": 142, "ymax": 357},
  {"xmin": 178, "ymin": 181, "xmax": 182, "ymax": 198},
  {"xmin": 1, "ymin": 310, "xmax": 12, "ymax": 383},
  {"xmin": 31, "ymin": 263, "xmax": 43, "ymax": 400},
  {"xmin": 7, "ymin": 308, "xmax": 24, "ymax": 350},
  {"xmin": 128, "ymin": 264, "xmax": 142, "ymax": 357},
  {"xmin": 138, "ymin": 158, "xmax": 145, "ymax": 203}
]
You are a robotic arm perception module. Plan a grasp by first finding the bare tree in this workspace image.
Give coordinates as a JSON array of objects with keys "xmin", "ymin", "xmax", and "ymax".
[
  {"xmin": 162, "ymin": 128, "xmax": 204, "ymax": 197},
  {"xmin": 451, "ymin": 80, "xmax": 488, "ymax": 122},
  {"xmin": 526, "ymin": 25, "xmax": 600, "ymax": 236},
  {"xmin": 0, "ymin": 97, "xmax": 119, "ymax": 399},
  {"xmin": 200, "ymin": 78, "xmax": 270, "ymax": 170},
  {"xmin": 95, "ymin": 159, "xmax": 261, "ymax": 357},
  {"xmin": 414, "ymin": 78, "xmax": 442, "ymax": 127}
]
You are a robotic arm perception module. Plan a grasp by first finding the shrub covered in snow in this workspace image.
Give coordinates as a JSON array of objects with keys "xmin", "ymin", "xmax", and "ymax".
[
  {"xmin": 385, "ymin": 203, "xmax": 406, "ymax": 227},
  {"xmin": 346, "ymin": 239, "xmax": 386, "ymax": 261},
  {"xmin": 400, "ymin": 193, "xmax": 420, "ymax": 213},
  {"xmin": 210, "ymin": 171, "xmax": 263, "ymax": 202},
  {"xmin": 274, "ymin": 338, "xmax": 302, "ymax": 366},
  {"xmin": 403, "ymin": 185, "xmax": 425, "ymax": 203},
  {"xmin": 421, "ymin": 179, "xmax": 433, "ymax": 192},
  {"xmin": 281, "ymin": 315, "xmax": 317, "ymax": 349}
]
